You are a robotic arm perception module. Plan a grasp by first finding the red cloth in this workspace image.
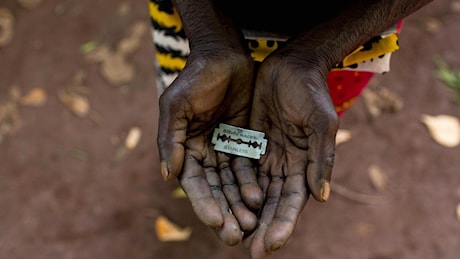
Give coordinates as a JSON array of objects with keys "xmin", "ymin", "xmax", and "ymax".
[
  {"xmin": 327, "ymin": 70, "xmax": 374, "ymax": 116},
  {"xmin": 329, "ymin": 20, "xmax": 404, "ymax": 116}
]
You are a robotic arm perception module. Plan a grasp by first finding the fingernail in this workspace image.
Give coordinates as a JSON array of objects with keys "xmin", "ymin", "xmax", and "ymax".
[
  {"xmin": 320, "ymin": 181, "xmax": 330, "ymax": 201},
  {"xmin": 160, "ymin": 161, "xmax": 169, "ymax": 181}
]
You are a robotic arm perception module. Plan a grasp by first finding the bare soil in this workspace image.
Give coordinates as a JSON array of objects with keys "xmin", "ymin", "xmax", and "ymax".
[{"xmin": 0, "ymin": 0, "xmax": 459, "ymax": 258}]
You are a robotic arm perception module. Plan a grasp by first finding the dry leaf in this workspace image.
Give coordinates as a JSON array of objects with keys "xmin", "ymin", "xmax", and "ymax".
[
  {"xmin": 85, "ymin": 46, "xmax": 135, "ymax": 86},
  {"xmin": 331, "ymin": 180, "xmax": 387, "ymax": 205},
  {"xmin": 58, "ymin": 90, "xmax": 90, "ymax": 117},
  {"xmin": 100, "ymin": 53, "xmax": 135, "ymax": 86},
  {"xmin": 84, "ymin": 21, "xmax": 146, "ymax": 87},
  {"xmin": 125, "ymin": 126, "xmax": 142, "ymax": 149},
  {"xmin": 362, "ymin": 88, "xmax": 381, "ymax": 118},
  {"xmin": 9, "ymin": 85, "xmax": 21, "ymax": 101},
  {"xmin": 420, "ymin": 114, "xmax": 460, "ymax": 147},
  {"xmin": 172, "ymin": 187, "xmax": 187, "ymax": 198},
  {"xmin": 456, "ymin": 204, "xmax": 460, "ymax": 222},
  {"xmin": 368, "ymin": 165, "xmax": 389, "ymax": 192},
  {"xmin": 155, "ymin": 215, "xmax": 192, "ymax": 242},
  {"xmin": 355, "ymin": 222, "xmax": 374, "ymax": 237},
  {"xmin": 336, "ymin": 129, "xmax": 352, "ymax": 145},
  {"xmin": 20, "ymin": 88, "xmax": 47, "ymax": 107},
  {"xmin": 0, "ymin": 8, "xmax": 14, "ymax": 47},
  {"xmin": 362, "ymin": 87, "xmax": 403, "ymax": 119},
  {"xmin": 0, "ymin": 101, "xmax": 21, "ymax": 142},
  {"xmin": 117, "ymin": 1, "xmax": 131, "ymax": 16},
  {"xmin": 452, "ymin": 0, "xmax": 460, "ymax": 13},
  {"xmin": 0, "ymin": 86, "xmax": 23, "ymax": 142},
  {"xmin": 117, "ymin": 21, "xmax": 148, "ymax": 55},
  {"xmin": 69, "ymin": 70, "xmax": 91, "ymax": 95},
  {"xmin": 89, "ymin": 110, "xmax": 104, "ymax": 124},
  {"xmin": 17, "ymin": 0, "xmax": 43, "ymax": 9},
  {"xmin": 84, "ymin": 44, "xmax": 111, "ymax": 63},
  {"xmin": 423, "ymin": 17, "xmax": 441, "ymax": 33}
]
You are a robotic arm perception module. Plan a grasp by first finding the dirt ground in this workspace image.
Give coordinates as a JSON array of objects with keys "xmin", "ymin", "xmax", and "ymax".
[{"xmin": 1, "ymin": 0, "xmax": 459, "ymax": 258}]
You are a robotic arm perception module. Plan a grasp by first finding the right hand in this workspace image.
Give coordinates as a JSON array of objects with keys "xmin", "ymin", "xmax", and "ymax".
[{"xmin": 157, "ymin": 49, "xmax": 264, "ymax": 245}]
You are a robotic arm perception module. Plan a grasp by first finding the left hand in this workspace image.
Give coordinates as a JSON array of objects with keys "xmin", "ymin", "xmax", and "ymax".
[{"xmin": 245, "ymin": 54, "xmax": 339, "ymax": 257}]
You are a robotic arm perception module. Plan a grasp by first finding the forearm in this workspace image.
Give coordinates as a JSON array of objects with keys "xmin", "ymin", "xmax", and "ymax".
[
  {"xmin": 172, "ymin": 0, "xmax": 246, "ymax": 53},
  {"xmin": 276, "ymin": 0, "xmax": 433, "ymax": 71}
]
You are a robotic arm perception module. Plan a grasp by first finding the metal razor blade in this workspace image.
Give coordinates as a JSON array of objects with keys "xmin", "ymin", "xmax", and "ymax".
[{"xmin": 211, "ymin": 123, "xmax": 267, "ymax": 159}]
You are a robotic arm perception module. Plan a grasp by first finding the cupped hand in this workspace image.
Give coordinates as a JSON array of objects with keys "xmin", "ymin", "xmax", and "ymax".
[
  {"xmin": 246, "ymin": 55, "xmax": 339, "ymax": 257},
  {"xmin": 157, "ymin": 50, "xmax": 264, "ymax": 245}
]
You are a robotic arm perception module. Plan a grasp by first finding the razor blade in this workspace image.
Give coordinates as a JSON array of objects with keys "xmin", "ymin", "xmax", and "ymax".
[{"xmin": 211, "ymin": 123, "xmax": 267, "ymax": 159}]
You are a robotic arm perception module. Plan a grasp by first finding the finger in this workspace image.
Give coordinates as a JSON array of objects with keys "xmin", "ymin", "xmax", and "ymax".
[
  {"xmin": 242, "ymin": 228, "xmax": 256, "ymax": 249},
  {"xmin": 217, "ymin": 214, "xmax": 244, "ymax": 246},
  {"xmin": 241, "ymin": 160, "xmax": 270, "ymax": 250},
  {"xmin": 232, "ymin": 157, "xmax": 264, "ymax": 210},
  {"xmin": 180, "ymin": 155, "xmax": 223, "ymax": 229},
  {"xmin": 218, "ymin": 156, "xmax": 258, "ymax": 233},
  {"xmin": 248, "ymin": 94, "xmax": 270, "ymax": 206},
  {"xmin": 257, "ymin": 166, "xmax": 270, "ymax": 198},
  {"xmin": 249, "ymin": 175, "xmax": 284, "ymax": 258},
  {"xmin": 305, "ymin": 106, "xmax": 338, "ymax": 202},
  {"xmin": 246, "ymin": 222, "xmax": 269, "ymax": 258},
  {"xmin": 264, "ymin": 172, "xmax": 308, "ymax": 253},
  {"xmin": 158, "ymin": 90, "xmax": 188, "ymax": 181},
  {"xmin": 204, "ymin": 166, "xmax": 244, "ymax": 246}
]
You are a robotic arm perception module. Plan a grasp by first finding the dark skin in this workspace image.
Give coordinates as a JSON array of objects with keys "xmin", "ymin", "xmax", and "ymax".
[{"xmin": 156, "ymin": 0, "xmax": 433, "ymax": 257}]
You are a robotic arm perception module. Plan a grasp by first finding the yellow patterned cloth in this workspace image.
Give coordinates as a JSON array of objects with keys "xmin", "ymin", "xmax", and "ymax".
[{"xmin": 149, "ymin": 0, "xmax": 403, "ymax": 115}]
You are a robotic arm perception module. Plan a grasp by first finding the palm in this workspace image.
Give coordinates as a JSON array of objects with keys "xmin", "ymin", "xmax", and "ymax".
[
  {"xmin": 157, "ymin": 51, "xmax": 263, "ymax": 244},
  {"xmin": 247, "ymin": 57, "xmax": 339, "ymax": 257}
]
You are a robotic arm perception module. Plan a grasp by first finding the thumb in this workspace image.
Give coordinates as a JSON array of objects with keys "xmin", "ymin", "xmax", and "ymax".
[
  {"xmin": 157, "ymin": 95, "xmax": 188, "ymax": 181},
  {"xmin": 305, "ymin": 106, "xmax": 338, "ymax": 202}
]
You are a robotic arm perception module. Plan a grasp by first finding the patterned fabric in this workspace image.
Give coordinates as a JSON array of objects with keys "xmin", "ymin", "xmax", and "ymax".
[{"xmin": 149, "ymin": 0, "xmax": 403, "ymax": 116}]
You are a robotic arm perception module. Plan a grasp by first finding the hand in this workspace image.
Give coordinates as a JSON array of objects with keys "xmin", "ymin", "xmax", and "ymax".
[
  {"xmin": 157, "ymin": 49, "xmax": 264, "ymax": 245},
  {"xmin": 246, "ymin": 55, "xmax": 339, "ymax": 257}
]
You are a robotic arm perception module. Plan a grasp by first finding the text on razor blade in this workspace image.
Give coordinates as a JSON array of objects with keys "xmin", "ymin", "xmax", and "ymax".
[{"xmin": 211, "ymin": 123, "xmax": 267, "ymax": 159}]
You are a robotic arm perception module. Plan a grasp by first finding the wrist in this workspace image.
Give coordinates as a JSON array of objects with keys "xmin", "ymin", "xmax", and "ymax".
[{"xmin": 173, "ymin": 0, "xmax": 246, "ymax": 53}]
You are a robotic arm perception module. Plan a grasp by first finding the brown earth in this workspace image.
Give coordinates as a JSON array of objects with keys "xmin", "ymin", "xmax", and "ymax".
[{"xmin": 0, "ymin": 0, "xmax": 459, "ymax": 258}]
